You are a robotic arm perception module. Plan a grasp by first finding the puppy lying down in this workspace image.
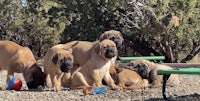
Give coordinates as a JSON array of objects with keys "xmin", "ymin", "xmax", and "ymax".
[
  {"xmin": 126, "ymin": 59, "xmax": 180, "ymax": 88},
  {"xmin": 109, "ymin": 65, "xmax": 149, "ymax": 90}
]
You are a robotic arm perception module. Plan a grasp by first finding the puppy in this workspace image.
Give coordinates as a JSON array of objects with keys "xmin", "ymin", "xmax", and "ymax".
[
  {"xmin": 44, "ymin": 41, "xmax": 78, "ymax": 91},
  {"xmin": 109, "ymin": 65, "xmax": 149, "ymax": 90},
  {"xmin": 70, "ymin": 39, "xmax": 121, "ymax": 89},
  {"xmin": 127, "ymin": 59, "xmax": 180, "ymax": 88},
  {"xmin": 0, "ymin": 40, "xmax": 46, "ymax": 89},
  {"xmin": 99, "ymin": 30, "xmax": 124, "ymax": 49},
  {"xmin": 65, "ymin": 30, "xmax": 124, "ymax": 73}
]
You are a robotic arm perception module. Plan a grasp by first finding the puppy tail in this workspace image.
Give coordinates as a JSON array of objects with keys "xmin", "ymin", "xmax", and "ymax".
[{"xmin": 64, "ymin": 41, "xmax": 79, "ymax": 49}]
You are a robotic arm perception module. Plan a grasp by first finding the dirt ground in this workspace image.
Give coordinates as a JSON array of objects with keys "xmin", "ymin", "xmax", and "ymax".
[
  {"xmin": 1, "ymin": 57, "xmax": 200, "ymax": 101},
  {"xmin": 0, "ymin": 70, "xmax": 200, "ymax": 101}
]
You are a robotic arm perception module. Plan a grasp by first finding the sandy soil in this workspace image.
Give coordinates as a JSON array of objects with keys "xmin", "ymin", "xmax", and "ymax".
[
  {"xmin": 0, "ymin": 59, "xmax": 200, "ymax": 101},
  {"xmin": 0, "ymin": 72, "xmax": 200, "ymax": 101}
]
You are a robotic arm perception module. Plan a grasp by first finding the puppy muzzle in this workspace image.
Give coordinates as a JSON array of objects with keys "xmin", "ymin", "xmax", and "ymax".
[
  {"xmin": 135, "ymin": 64, "xmax": 150, "ymax": 79},
  {"xmin": 60, "ymin": 58, "xmax": 73, "ymax": 73},
  {"xmin": 113, "ymin": 38, "xmax": 123, "ymax": 49},
  {"xmin": 105, "ymin": 49, "xmax": 116, "ymax": 58},
  {"xmin": 60, "ymin": 63, "xmax": 73, "ymax": 73}
]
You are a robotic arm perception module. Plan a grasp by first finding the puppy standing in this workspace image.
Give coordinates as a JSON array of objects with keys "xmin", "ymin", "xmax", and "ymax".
[
  {"xmin": 109, "ymin": 65, "xmax": 149, "ymax": 90},
  {"xmin": 44, "ymin": 41, "xmax": 78, "ymax": 91},
  {"xmin": 127, "ymin": 59, "xmax": 180, "ymax": 88},
  {"xmin": 0, "ymin": 40, "xmax": 46, "ymax": 89},
  {"xmin": 67, "ymin": 30, "xmax": 124, "ymax": 73},
  {"xmin": 99, "ymin": 30, "xmax": 124, "ymax": 49},
  {"xmin": 70, "ymin": 39, "xmax": 120, "ymax": 89}
]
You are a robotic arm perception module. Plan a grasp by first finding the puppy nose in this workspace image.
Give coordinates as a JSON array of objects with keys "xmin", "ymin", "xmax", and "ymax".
[
  {"xmin": 61, "ymin": 57, "xmax": 67, "ymax": 62},
  {"xmin": 107, "ymin": 49, "xmax": 113, "ymax": 53}
]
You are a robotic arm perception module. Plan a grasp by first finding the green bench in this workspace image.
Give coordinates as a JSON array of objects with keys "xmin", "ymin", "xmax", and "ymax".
[
  {"xmin": 118, "ymin": 56, "xmax": 165, "ymax": 67},
  {"xmin": 157, "ymin": 67, "xmax": 200, "ymax": 100},
  {"xmin": 119, "ymin": 56, "xmax": 165, "ymax": 62},
  {"xmin": 119, "ymin": 56, "xmax": 200, "ymax": 100}
]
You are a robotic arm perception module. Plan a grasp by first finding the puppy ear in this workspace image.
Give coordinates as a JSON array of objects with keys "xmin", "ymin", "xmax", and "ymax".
[
  {"xmin": 52, "ymin": 53, "xmax": 58, "ymax": 65},
  {"xmin": 62, "ymin": 48, "xmax": 72, "ymax": 54},
  {"xmin": 119, "ymin": 32, "xmax": 123, "ymax": 38},
  {"xmin": 126, "ymin": 62, "xmax": 134, "ymax": 67},
  {"xmin": 99, "ymin": 33, "xmax": 109, "ymax": 41},
  {"xmin": 116, "ymin": 67, "xmax": 123, "ymax": 73},
  {"xmin": 95, "ymin": 42, "xmax": 102, "ymax": 56}
]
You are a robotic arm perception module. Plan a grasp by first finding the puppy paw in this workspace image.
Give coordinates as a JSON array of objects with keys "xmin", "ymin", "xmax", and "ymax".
[
  {"xmin": 46, "ymin": 82, "xmax": 52, "ymax": 88},
  {"xmin": 1, "ymin": 85, "xmax": 7, "ymax": 91},
  {"xmin": 45, "ymin": 74, "xmax": 52, "ymax": 89},
  {"xmin": 54, "ymin": 84, "xmax": 62, "ymax": 92},
  {"xmin": 111, "ymin": 85, "xmax": 122, "ymax": 90},
  {"xmin": 149, "ymin": 84, "xmax": 159, "ymax": 88}
]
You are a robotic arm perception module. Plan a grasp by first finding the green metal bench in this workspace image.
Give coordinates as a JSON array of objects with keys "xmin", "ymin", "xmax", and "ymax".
[
  {"xmin": 119, "ymin": 56, "xmax": 165, "ymax": 62},
  {"xmin": 119, "ymin": 56, "xmax": 200, "ymax": 100},
  {"xmin": 157, "ymin": 67, "xmax": 200, "ymax": 100}
]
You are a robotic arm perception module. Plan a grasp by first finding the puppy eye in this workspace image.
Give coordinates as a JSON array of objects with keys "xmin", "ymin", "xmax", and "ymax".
[
  {"xmin": 127, "ymin": 63, "xmax": 133, "ymax": 66},
  {"xmin": 110, "ymin": 36, "xmax": 115, "ymax": 40},
  {"xmin": 67, "ymin": 58, "xmax": 72, "ymax": 61}
]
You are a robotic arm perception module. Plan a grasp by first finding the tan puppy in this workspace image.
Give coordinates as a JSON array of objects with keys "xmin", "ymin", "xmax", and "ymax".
[
  {"xmin": 44, "ymin": 41, "xmax": 78, "ymax": 91},
  {"xmin": 127, "ymin": 59, "xmax": 180, "ymax": 88},
  {"xmin": 65, "ymin": 30, "xmax": 124, "ymax": 73},
  {"xmin": 0, "ymin": 40, "xmax": 46, "ymax": 89},
  {"xmin": 99, "ymin": 30, "xmax": 124, "ymax": 49},
  {"xmin": 109, "ymin": 65, "xmax": 149, "ymax": 90},
  {"xmin": 70, "ymin": 39, "xmax": 120, "ymax": 89}
]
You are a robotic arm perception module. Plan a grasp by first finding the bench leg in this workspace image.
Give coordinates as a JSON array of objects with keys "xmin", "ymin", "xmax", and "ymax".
[{"xmin": 162, "ymin": 74, "xmax": 170, "ymax": 100}]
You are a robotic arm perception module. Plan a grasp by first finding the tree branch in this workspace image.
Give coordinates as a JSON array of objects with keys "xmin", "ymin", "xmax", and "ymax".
[{"xmin": 180, "ymin": 45, "xmax": 200, "ymax": 63}]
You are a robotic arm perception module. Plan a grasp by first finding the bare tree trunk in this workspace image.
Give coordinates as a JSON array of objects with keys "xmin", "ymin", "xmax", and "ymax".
[
  {"xmin": 161, "ymin": 22, "xmax": 174, "ymax": 62},
  {"xmin": 180, "ymin": 45, "xmax": 200, "ymax": 63}
]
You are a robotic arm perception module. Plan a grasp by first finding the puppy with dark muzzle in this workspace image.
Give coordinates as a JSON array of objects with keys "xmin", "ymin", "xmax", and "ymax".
[
  {"xmin": 126, "ymin": 59, "xmax": 180, "ymax": 88},
  {"xmin": 64, "ymin": 30, "xmax": 124, "ymax": 73},
  {"xmin": 133, "ymin": 63, "xmax": 150, "ymax": 80},
  {"xmin": 44, "ymin": 41, "xmax": 78, "ymax": 91},
  {"xmin": 70, "ymin": 39, "xmax": 121, "ymax": 90},
  {"xmin": 109, "ymin": 65, "xmax": 149, "ymax": 90},
  {"xmin": 99, "ymin": 30, "xmax": 124, "ymax": 49},
  {"xmin": 26, "ymin": 64, "xmax": 47, "ymax": 89},
  {"xmin": 0, "ymin": 40, "xmax": 46, "ymax": 90}
]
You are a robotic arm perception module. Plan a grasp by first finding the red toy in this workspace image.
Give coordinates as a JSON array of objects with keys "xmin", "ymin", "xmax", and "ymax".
[{"xmin": 8, "ymin": 77, "xmax": 22, "ymax": 91}]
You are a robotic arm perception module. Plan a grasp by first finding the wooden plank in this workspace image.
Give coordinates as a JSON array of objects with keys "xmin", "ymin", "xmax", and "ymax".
[{"xmin": 157, "ymin": 68, "xmax": 200, "ymax": 75}]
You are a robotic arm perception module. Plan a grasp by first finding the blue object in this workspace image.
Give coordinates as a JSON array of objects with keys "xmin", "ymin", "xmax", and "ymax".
[
  {"xmin": 91, "ymin": 87, "xmax": 107, "ymax": 94},
  {"xmin": 83, "ymin": 86, "xmax": 108, "ymax": 95},
  {"xmin": 8, "ymin": 77, "xmax": 17, "ymax": 90},
  {"xmin": 8, "ymin": 77, "xmax": 22, "ymax": 90}
]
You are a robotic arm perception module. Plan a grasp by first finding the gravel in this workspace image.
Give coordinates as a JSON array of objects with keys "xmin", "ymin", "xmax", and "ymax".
[{"xmin": 0, "ymin": 73, "xmax": 200, "ymax": 101}]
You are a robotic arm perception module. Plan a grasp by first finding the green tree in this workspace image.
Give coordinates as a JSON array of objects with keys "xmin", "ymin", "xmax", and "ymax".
[
  {"xmin": 60, "ymin": 0, "xmax": 126, "ymax": 42},
  {"xmin": 0, "ymin": 0, "xmax": 70, "ymax": 58},
  {"xmin": 0, "ymin": 0, "xmax": 199, "ymax": 63},
  {"xmin": 119, "ymin": 0, "xmax": 200, "ymax": 62}
]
